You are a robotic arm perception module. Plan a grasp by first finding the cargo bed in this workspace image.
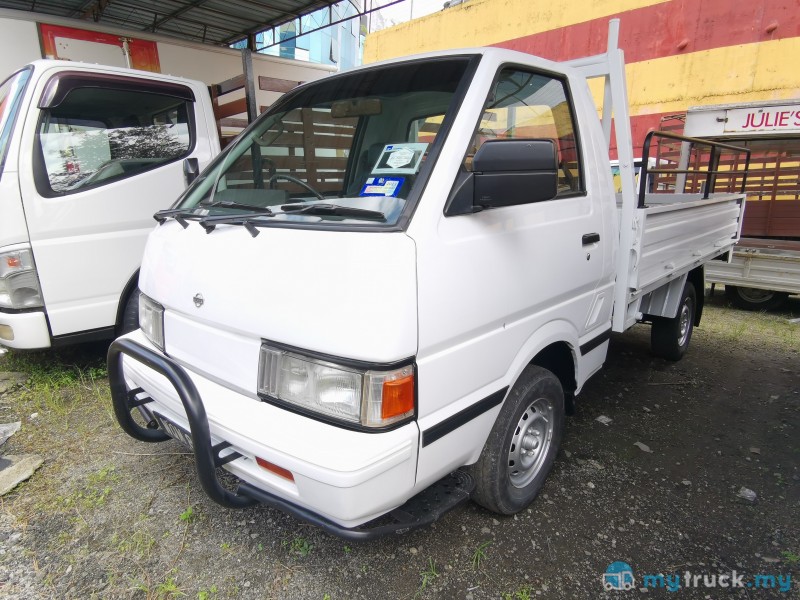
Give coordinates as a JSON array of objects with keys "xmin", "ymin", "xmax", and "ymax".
[{"xmin": 613, "ymin": 191, "xmax": 746, "ymax": 331}]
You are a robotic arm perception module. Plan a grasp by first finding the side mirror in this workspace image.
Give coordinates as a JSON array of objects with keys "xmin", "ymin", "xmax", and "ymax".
[
  {"xmin": 445, "ymin": 139, "xmax": 559, "ymax": 216},
  {"xmin": 183, "ymin": 157, "xmax": 200, "ymax": 186}
]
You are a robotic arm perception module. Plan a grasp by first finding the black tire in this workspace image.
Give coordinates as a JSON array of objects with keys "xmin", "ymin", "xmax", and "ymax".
[
  {"xmin": 651, "ymin": 282, "xmax": 696, "ymax": 361},
  {"xmin": 470, "ymin": 365, "xmax": 565, "ymax": 515},
  {"xmin": 118, "ymin": 288, "xmax": 140, "ymax": 335},
  {"xmin": 725, "ymin": 285, "xmax": 788, "ymax": 311}
]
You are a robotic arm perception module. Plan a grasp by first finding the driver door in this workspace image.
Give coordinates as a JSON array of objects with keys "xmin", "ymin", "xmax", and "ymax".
[{"xmin": 17, "ymin": 69, "xmax": 214, "ymax": 338}]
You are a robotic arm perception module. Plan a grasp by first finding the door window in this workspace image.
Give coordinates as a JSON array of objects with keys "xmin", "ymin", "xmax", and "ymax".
[
  {"xmin": 466, "ymin": 68, "xmax": 582, "ymax": 196},
  {"xmin": 36, "ymin": 86, "xmax": 193, "ymax": 195}
]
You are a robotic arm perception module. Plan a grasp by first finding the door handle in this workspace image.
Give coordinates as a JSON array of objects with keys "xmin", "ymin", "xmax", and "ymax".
[{"xmin": 582, "ymin": 232, "xmax": 600, "ymax": 245}]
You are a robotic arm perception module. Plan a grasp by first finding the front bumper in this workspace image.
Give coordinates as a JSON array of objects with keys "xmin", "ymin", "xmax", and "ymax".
[
  {"xmin": 0, "ymin": 309, "xmax": 51, "ymax": 349},
  {"xmin": 108, "ymin": 334, "xmax": 473, "ymax": 538}
]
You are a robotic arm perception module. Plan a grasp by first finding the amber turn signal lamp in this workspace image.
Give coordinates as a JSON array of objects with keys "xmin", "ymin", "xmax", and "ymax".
[{"xmin": 381, "ymin": 374, "xmax": 415, "ymax": 420}]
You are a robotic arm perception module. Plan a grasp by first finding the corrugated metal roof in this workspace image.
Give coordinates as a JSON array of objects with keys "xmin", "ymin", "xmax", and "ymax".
[{"xmin": 0, "ymin": 0, "xmax": 340, "ymax": 46}]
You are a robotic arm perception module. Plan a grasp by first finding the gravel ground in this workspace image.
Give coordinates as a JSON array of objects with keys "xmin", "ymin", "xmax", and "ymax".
[{"xmin": 0, "ymin": 292, "xmax": 798, "ymax": 599}]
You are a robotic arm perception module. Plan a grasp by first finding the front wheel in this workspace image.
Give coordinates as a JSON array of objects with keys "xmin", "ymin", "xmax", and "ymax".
[
  {"xmin": 651, "ymin": 281, "xmax": 696, "ymax": 361},
  {"xmin": 470, "ymin": 365, "xmax": 565, "ymax": 515},
  {"xmin": 725, "ymin": 285, "xmax": 788, "ymax": 311}
]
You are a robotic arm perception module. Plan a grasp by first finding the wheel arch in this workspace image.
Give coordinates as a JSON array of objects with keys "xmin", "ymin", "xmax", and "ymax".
[
  {"xmin": 115, "ymin": 269, "xmax": 140, "ymax": 331},
  {"xmin": 504, "ymin": 320, "xmax": 580, "ymax": 418},
  {"xmin": 528, "ymin": 341, "xmax": 578, "ymax": 415},
  {"xmin": 687, "ymin": 265, "xmax": 704, "ymax": 326}
]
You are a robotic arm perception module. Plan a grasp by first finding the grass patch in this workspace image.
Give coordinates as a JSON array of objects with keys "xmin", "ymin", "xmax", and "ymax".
[
  {"xmin": 472, "ymin": 540, "xmax": 491, "ymax": 570},
  {"xmin": 286, "ymin": 536, "xmax": 313, "ymax": 557},
  {"xmin": 700, "ymin": 299, "xmax": 799, "ymax": 352},
  {"xmin": 113, "ymin": 527, "xmax": 157, "ymax": 560},
  {"xmin": 415, "ymin": 558, "xmax": 438, "ymax": 597}
]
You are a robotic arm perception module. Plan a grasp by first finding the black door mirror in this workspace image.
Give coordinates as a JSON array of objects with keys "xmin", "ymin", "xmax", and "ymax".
[{"xmin": 445, "ymin": 139, "xmax": 559, "ymax": 216}]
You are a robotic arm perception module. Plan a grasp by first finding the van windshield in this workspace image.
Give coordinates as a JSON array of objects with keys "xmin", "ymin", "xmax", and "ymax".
[
  {"xmin": 0, "ymin": 68, "xmax": 32, "ymax": 178},
  {"xmin": 178, "ymin": 57, "xmax": 472, "ymax": 227}
]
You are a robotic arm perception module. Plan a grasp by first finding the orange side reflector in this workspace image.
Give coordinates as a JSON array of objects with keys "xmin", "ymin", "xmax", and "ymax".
[
  {"xmin": 256, "ymin": 457, "xmax": 294, "ymax": 482},
  {"xmin": 381, "ymin": 374, "xmax": 415, "ymax": 420}
]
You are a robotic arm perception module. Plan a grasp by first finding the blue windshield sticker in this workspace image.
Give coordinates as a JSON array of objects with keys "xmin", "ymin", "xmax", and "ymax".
[{"xmin": 360, "ymin": 176, "xmax": 404, "ymax": 197}]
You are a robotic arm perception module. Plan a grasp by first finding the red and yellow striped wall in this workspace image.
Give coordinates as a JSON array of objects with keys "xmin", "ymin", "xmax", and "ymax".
[{"xmin": 364, "ymin": 0, "xmax": 800, "ymax": 155}]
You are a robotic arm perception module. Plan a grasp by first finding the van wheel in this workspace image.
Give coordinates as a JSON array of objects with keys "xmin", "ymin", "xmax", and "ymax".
[
  {"xmin": 651, "ymin": 282, "xmax": 695, "ymax": 361},
  {"xmin": 118, "ymin": 288, "xmax": 140, "ymax": 335},
  {"xmin": 725, "ymin": 285, "xmax": 788, "ymax": 311},
  {"xmin": 470, "ymin": 365, "xmax": 564, "ymax": 515}
]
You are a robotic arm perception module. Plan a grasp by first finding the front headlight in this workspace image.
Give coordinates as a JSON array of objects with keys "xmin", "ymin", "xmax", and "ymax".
[
  {"xmin": 258, "ymin": 343, "xmax": 415, "ymax": 429},
  {"xmin": 0, "ymin": 248, "xmax": 44, "ymax": 310},
  {"xmin": 138, "ymin": 292, "xmax": 164, "ymax": 351}
]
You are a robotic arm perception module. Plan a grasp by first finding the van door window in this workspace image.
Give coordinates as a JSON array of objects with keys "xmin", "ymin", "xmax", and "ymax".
[
  {"xmin": 466, "ymin": 68, "xmax": 582, "ymax": 197},
  {"xmin": 36, "ymin": 86, "xmax": 193, "ymax": 195},
  {"xmin": 0, "ymin": 68, "xmax": 32, "ymax": 178}
]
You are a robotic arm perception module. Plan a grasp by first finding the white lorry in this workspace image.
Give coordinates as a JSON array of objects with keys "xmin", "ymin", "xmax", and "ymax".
[
  {"xmin": 108, "ymin": 20, "xmax": 749, "ymax": 538},
  {"xmin": 0, "ymin": 10, "xmax": 334, "ymax": 350},
  {"xmin": 682, "ymin": 101, "xmax": 800, "ymax": 310}
]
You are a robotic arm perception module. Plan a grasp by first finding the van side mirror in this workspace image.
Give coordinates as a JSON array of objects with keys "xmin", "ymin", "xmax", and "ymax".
[{"xmin": 444, "ymin": 139, "xmax": 559, "ymax": 216}]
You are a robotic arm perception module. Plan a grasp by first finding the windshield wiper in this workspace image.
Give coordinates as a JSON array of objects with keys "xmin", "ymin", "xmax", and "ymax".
[
  {"xmin": 155, "ymin": 202, "xmax": 274, "ymax": 229},
  {"xmin": 197, "ymin": 213, "xmax": 272, "ymax": 238},
  {"xmin": 200, "ymin": 200, "xmax": 275, "ymax": 214},
  {"xmin": 153, "ymin": 208, "xmax": 196, "ymax": 228},
  {"xmin": 280, "ymin": 203, "xmax": 385, "ymax": 221}
]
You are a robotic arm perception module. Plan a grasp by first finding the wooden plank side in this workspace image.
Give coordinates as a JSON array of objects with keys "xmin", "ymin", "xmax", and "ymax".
[
  {"xmin": 259, "ymin": 76, "xmax": 303, "ymax": 93},
  {"xmin": 215, "ymin": 98, "xmax": 248, "ymax": 120}
]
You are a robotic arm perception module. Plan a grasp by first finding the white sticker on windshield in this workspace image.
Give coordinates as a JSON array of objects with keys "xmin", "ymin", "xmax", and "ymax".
[{"xmin": 372, "ymin": 143, "xmax": 428, "ymax": 175}]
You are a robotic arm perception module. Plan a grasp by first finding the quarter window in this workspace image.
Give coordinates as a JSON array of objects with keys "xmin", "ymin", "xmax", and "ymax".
[
  {"xmin": 37, "ymin": 86, "xmax": 193, "ymax": 194},
  {"xmin": 467, "ymin": 68, "xmax": 582, "ymax": 196}
]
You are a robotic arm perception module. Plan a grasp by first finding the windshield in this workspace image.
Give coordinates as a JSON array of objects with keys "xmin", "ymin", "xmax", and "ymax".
[
  {"xmin": 178, "ymin": 57, "xmax": 472, "ymax": 227},
  {"xmin": 0, "ymin": 68, "xmax": 32, "ymax": 178}
]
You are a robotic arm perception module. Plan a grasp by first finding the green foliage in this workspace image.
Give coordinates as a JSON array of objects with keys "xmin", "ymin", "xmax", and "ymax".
[
  {"xmin": 197, "ymin": 585, "xmax": 218, "ymax": 600},
  {"xmin": 289, "ymin": 536, "xmax": 313, "ymax": 557},
  {"xmin": 782, "ymin": 550, "xmax": 800, "ymax": 564},
  {"xmin": 472, "ymin": 540, "xmax": 491, "ymax": 570},
  {"xmin": 154, "ymin": 575, "xmax": 185, "ymax": 599},
  {"xmin": 417, "ymin": 558, "xmax": 438, "ymax": 595},
  {"xmin": 113, "ymin": 528, "xmax": 155, "ymax": 559},
  {"xmin": 179, "ymin": 505, "xmax": 195, "ymax": 523}
]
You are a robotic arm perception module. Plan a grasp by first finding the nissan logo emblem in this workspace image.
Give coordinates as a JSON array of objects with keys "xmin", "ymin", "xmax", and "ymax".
[{"xmin": 193, "ymin": 293, "xmax": 204, "ymax": 308}]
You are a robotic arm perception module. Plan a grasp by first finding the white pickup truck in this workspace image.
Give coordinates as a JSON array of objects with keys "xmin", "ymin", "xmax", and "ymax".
[
  {"xmin": 0, "ymin": 60, "xmax": 219, "ymax": 349},
  {"xmin": 109, "ymin": 21, "xmax": 748, "ymax": 538}
]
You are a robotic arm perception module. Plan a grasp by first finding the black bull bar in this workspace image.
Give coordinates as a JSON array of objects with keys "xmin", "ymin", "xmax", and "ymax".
[{"xmin": 107, "ymin": 337, "xmax": 474, "ymax": 539}]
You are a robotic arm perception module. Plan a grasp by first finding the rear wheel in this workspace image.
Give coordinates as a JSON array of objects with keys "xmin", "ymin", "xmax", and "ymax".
[
  {"xmin": 470, "ymin": 365, "xmax": 565, "ymax": 515},
  {"xmin": 725, "ymin": 285, "xmax": 788, "ymax": 311},
  {"xmin": 651, "ymin": 282, "xmax": 695, "ymax": 361}
]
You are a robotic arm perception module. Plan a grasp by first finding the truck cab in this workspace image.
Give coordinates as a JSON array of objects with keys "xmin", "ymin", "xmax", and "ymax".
[{"xmin": 0, "ymin": 60, "xmax": 219, "ymax": 349}]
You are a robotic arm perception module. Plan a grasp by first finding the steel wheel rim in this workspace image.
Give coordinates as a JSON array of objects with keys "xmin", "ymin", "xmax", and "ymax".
[
  {"xmin": 737, "ymin": 287, "xmax": 774, "ymax": 303},
  {"xmin": 507, "ymin": 396, "xmax": 554, "ymax": 488},
  {"xmin": 678, "ymin": 299, "xmax": 692, "ymax": 346}
]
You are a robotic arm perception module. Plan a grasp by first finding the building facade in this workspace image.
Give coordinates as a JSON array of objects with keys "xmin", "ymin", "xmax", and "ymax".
[
  {"xmin": 363, "ymin": 0, "xmax": 800, "ymax": 155},
  {"xmin": 234, "ymin": 0, "xmax": 365, "ymax": 70}
]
